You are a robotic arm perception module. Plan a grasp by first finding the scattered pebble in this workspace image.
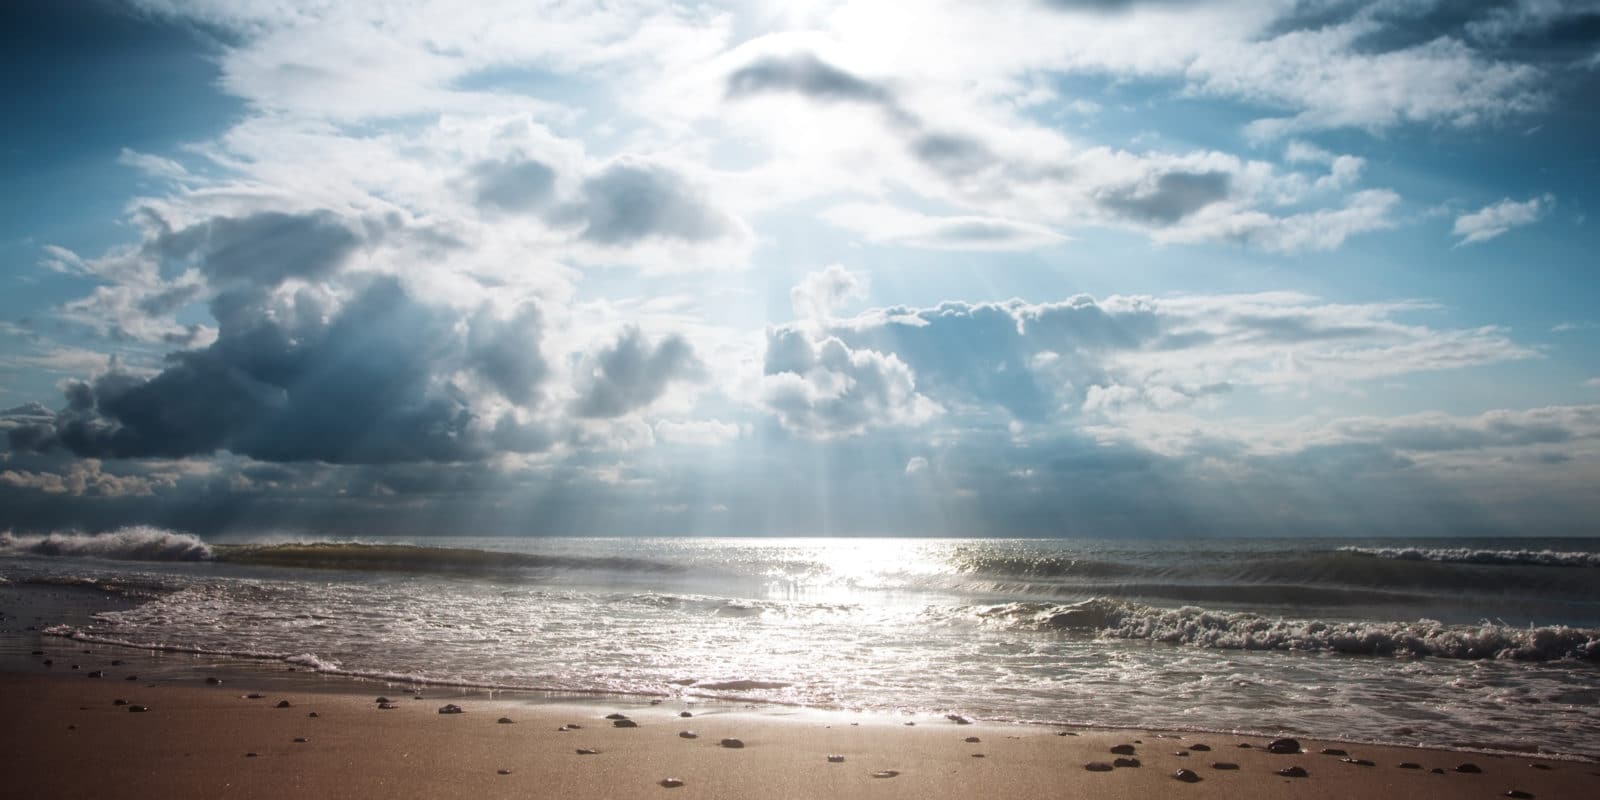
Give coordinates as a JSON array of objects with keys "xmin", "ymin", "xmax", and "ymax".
[
  {"xmin": 1236, "ymin": 743, "xmax": 1252, "ymax": 749},
  {"xmin": 1320, "ymin": 748, "xmax": 1347, "ymax": 756},
  {"xmin": 245, "ymin": 753, "xmax": 258, "ymax": 758},
  {"xmin": 964, "ymin": 737, "xmax": 980, "ymax": 743},
  {"xmin": 971, "ymin": 754, "xmax": 985, "ymax": 758},
  {"xmin": 67, "ymin": 725, "xmax": 76, "ymax": 730},
  {"xmin": 613, "ymin": 719, "xmax": 639, "ymax": 728},
  {"xmin": 1341, "ymin": 758, "xmax": 1376, "ymax": 767},
  {"xmin": 605, "ymin": 713, "xmax": 629, "ymax": 720},
  {"xmin": 1109, "ymin": 744, "xmax": 1136, "ymax": 755},
  {"xmin": 1456, "ymin": 763, "xmax": 1483, "ymax": 774},
  {"xmin": 437, "ymin": 704, "xmax": 464, "ymax": 715},
  {"xmin": 1174, "ymin": 751, "xmax": 1188, "ymax": 757},
  {"xmin": 111, "ymin": 660, "xmax": 124, "ymax": 666},
  {"xmin": 1277, "ymin": 766, "xmax": 1309, "ymax": 778},
  {"xmin": 1113, "ymin": 758, "xmax": 1141, "ymax": 768},
  {"xmin": 113, "ymin": 699, "xmax": 128, "ymax": 706},
  {"xmin": 1173, "ymin": 768, "xmax": 1202, "ymax": 783},
  {"xmin": 1504, "ymin": 791, "xmax": 1534, "ymax": 799},
  {"xmin": 1057, "ymin": 731, "xmax": 1078, "ymax": 736},
  {"xmin": 903, "ymin": 722, "xmax": 915, "ymax": 726},
  {"xmin": 659, "ymin": 778, "xmax": 685, "ymax": 788},
  {"xmin": 375, "ymin": 697, "xmax": 391, "ymax": 703},
  {"xmin": 246, "ymin": 693, "xmax": 265, "ymax": 700},
  {"xmin": 125, "ymin": 675, "xmax": 138, "ymax": 681},
  {"xmin": 678, "ymin": 731, "xmax": 698, "ymax": 739},
  {"xmin": 870, "ymin": 770, "xmax": 899, "ymax": 779},
  {"xmin": 308, "ymin": 712, "xmax": 320, "ymax": 718},
  {"xmin": 378, "ymin": 703, "xmax": 399, "ymax": 710},
  {"xmin": 576, "ymin": 749, "xmax": 599, "ymax": 755},
  {"xmin": 294, "ymin": 738, "xmax": 308, "ymax": 743},
  {"xmin": 946, "ymin": 714, "xmax": 972, "ymax": 725},
  {"xmin": 1189, "ymin": 744, "xmax": 1211, "ymax": 752},
  {"xmin": 87, "ymin": 670, "xmax": 103, "ymax": 678},
  {"xmin": 30, "ymin": 650, "xmax": 43, "ymax": 656},
  {"xmin": 129, "ymin": 705, "xmax": 149, "ymax": 713},
  {"xmin": 1212, "ymin": 762, "xmax": 1239, "ymax": 770},
  {"xmin": 1431, "ymin": 768, "xmax": 1446, "ymax": 774},
  {"xmin": 1267, "ymin": 738, "xmax": 1301, "ymax": 755},
  {"xmin": 275, "ymin": 700, "xmax": 292, "ymax": 709},
  {"xmin": 497, "ymin": 769, "xmax": 512, "ymax": 775},
  {"xmin": 497, "ymin": 717, "xmax": 515, "ymax": 724},
  {"xmin": 1084, "ymin": 762, "xmax": 1114, "ymax": 772},
  {"xmin": 1528, "ymin": 764, "xmax": 1551, "ymax": 771},
  {"xmin": 679, "ymin": 711, "xmax": 692, "ymax": 718},
  {"xmin": 43, "ymin": 660, "xmax": 53, "ymax": 666},
  {"xmin": 1398, "ymin": 762, "xmax": 1421, "ymax": 769},
  {"xmin": 827, "ymin": 755, "xmax": 845, "ymax": 763},
  {"xmin": 205, "ymin": 677, "xmax": 222, "ymax": 685},
  {"xmin": 720, "ymin": 738, "xmax": 745, "ymax": 749}
]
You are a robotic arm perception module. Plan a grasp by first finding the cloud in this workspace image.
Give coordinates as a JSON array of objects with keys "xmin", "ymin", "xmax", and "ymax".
[
  {"xmin": 0, "ymin": 459, "xmax": 176, "ymax": 497},
  {"xmin": 469, "ymin": 156, "xmax": 557, "ymax": 212},
  {"xmin": 560, "ymin": 161, "xmax": 738, "ymax": 246},
  {"xmin": 1100, "ymin": 171, "xmax": 1232, "ymax": 224},
  {"xmin": 1453, "ymin": 193, "xmax": 1554, "ymax": 244},
  {"xmin": 654, "ymin": 418, "xmax": 743, "ymax": 446},
  {"xmin": 570, "ymin": 326, "xmax": 705, "ymax": 418},
  {"xmin": 726, "ymin": 52, "xmax": 898, "ymax": 108},
  {"xmin": 790, "ymin": 264, "xmax": 868, "ymax": 322},
  {"xmin": 760, "ymin": 329, "xmax": 941, "ymax": 438},
  {"xmin": 904, "ymin": 455, "xmax": 929, "ymax": 474},
  {"xmin": 821, "ymin": 204, "xmax": 1067, "ymax": 251},
  {"xmin": 154, "ymin": 210, "xmax": 364, "ymax": 286}
]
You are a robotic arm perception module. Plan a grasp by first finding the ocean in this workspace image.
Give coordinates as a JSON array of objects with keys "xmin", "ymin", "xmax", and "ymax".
[{"xmin": 3, "ymin": 529, "xmax": 1598, "ymax": 758}]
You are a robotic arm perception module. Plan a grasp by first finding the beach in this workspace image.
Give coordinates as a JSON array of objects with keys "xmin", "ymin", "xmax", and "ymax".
[{"xmin": 4, "ymin": 668, "xmax": 1594, "ymax": 799}]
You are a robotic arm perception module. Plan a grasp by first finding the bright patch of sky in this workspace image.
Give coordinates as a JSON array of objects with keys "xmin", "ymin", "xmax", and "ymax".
[{"xmin": 2, "ymin": 0, "xmax": 1598, "ymax": 536}]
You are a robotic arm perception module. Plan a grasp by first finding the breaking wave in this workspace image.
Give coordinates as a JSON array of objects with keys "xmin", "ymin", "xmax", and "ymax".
[
  {"xmin": 975, "ymin": 598, "xmax": 1600, "ymax": 661},
  {"xmin": 0, "ymin": 527, "xmax": 212, "ymax": 562},
  {"xmin": 1340, "ymin": 546, "xmax": 1600, "ymax": 568},
  {"xmin": 212, "ymin": 541, "xmax": 685, "ymax": 575}
]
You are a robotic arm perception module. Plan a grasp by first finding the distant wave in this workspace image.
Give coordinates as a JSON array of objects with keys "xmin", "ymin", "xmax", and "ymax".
[
  {"xmin": 1340, "ymin": 546, "xmax": 1600, "ymax": 568},
  {"xmin": 0, "ymin": 527, "xmax": 212, "ymax": 562},
  {"xmin": 213, "ymin": 542, "xmax": 686, "ymax": 575},
  {"xmin": 955, "ymin": 553, "xmax": 1147, "ymax": 580},
  {"xmin": 975, "ymin": 598, "xmax": 1600, "ymax": 661}
]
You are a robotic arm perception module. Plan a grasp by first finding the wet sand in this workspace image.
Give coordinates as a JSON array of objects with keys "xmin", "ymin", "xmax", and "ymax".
[{"xmin": 1, "ymin": 670, "xmax": 1593, "ymax": 799}]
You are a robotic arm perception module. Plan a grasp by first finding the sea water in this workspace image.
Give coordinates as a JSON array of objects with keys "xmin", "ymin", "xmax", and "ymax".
[{"xmin": 3, "ymin": 530, "xmax": 1598, "ymax": 757}]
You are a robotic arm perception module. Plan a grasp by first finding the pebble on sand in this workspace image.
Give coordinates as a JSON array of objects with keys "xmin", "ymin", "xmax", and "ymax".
[
  {"xmin": 276, "ymin": 700, "xmax": 292, "ymax": 708},
  {"xmin": 87, "ymin": 671, "xmax": 103, "ymax": 678},
  {"xmin": 246, "ymin": 693, "xmax": 265, "ymax": 700},
  {"xmin": 1277, "ymin": 766, "xmax": 1309, "ymax": 778},
  {"xmin": 129, "ymin": 705, "xmax": 149, "ymax": 713},
  {"xmin": 125, "ymin": 675, "xmax": 138, "ymax": 681},
  {"xmin": 1211, "ymin": 763, "xmax": 1239, "ymax": 770},
  {"xmin": 720, "ymin": 738, "xmax": 745, "ymax": 748},
  {"xmin": 1056, "ymin": 731, "xmax": 1078, "ymax": 736},
  {"xmin": 1341, "ymin": 758, "xmax": 1376, "ymax": 767},
  {"xmin": 294, "ymin": 738, "xmax": 308, "ymax": 743},
  {"xmin": 605, "ymin": 713, "xmax": 629, "ymax": 720},
  {"xmin": 827, "ymin": 755, "xmax": 845, "ymax": 763},
  {"xmin": 1109, "ymin": 744, "xmax": 1136, "ymax": 755},
  {"xmin": 964, "ymin": 737, "xmax": 981, "ymax": 743},
  {"xmin": 871, "ymin": 770, "xmax": 900, "ymax": 779},
  {"xmin": 1320, "ymin": 748, "xmax": 1348, "ymax": 756},
  {"xmin": 206, "ymin": 677, "xmax": 223, "ymax": 685},
  {"xmin": 659, "ymin": 778, "xmax": 685, "ymax": 788},
  {"xmin": 679, "ymin": 711, "xmax": 692, "ymax": 718},
  {"xmin": 1431, "ymin": 768, "xmax": 1446, "ymax": 774},
  {"xmin": 378, "ymin": 703, "xmax": 399, "ymax": 710},
  {"xmin": 113, "ymin": 699, "xmax": 128, "ymax": 706},
  {"xmin": 613, "ymin": 719, "xmax": 639, "ymax": 728},
  {"xmin": 1398, "ymin": 762, "xmax": 1422, "ymax": 769},
  {"xmin": 678, "ymin": 731, "xmax": 698, "ymax": 739},
  {"xmin": 1189, "ymin": 744, "xmax": 1211, "ymax": 752},
  {"xmin": 576, "ymin": 749, "xmax": 600, "ymax": 755},
  {"xmin": 1112, "ymin": 758, "xmax": 1141, "ymax": 768},
  {"xmin": 1528, "ymin": 764, "xmax": 1551, "ymax": 770},
  {"xmin": 437, "ymin": 704, "xmax": 464, "ymax": 714},
  {"xmin": 245, "ymin": 753, "xmax": 258, "ymax": 758},
  {"xmin": 946, "ymin": 714, "xmax": 972, "ymax": 725},
  {"xmin": 1084, "ymin": 762, "xmax": 1114, "ymax": 772},
  {"xmin": 1173, "ymin": 768, "xmax": 1202, "ymax": 783},
  {"xmin": 1268, "ymin": 738, "xmax": 1301, "ymax": 754},
  {"xmin": 1504, "ymin": 791, "xmax": 1534, "ymax": 799},
  {"xmin": 497, "ymin": 769, "xmax": 512, "ymax": 775},
  {"xmin": 497, "ymin": 717, "xmax": 515, "ymax": 724},
  {"xmin": 307, "ymin": 712, "xmax": 320, "ymax": 718},
  {"xmin": 1455, "ymin": 763, "xmax": 1483, "ymax": 774},
  {"xmin": 111, "ymin": 660, "xmax": 124, "ymax": 666}
]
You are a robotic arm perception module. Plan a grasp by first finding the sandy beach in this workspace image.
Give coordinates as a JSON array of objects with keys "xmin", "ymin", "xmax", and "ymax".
[{"xmin": 2, "ymin": 668, "xmax": 1593, "ymax": 799}]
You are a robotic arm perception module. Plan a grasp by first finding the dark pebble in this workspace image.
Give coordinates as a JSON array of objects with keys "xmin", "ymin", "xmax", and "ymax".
[
  {"xmin": 1431, "ymin": 768, "xmax": 1446, "ymax": 774},
  {"xmin": 125, "ymin": 675, "xmax": 138, "ymax": 681},
  {"xmin": 1057, "ymin": 731, "xmax": 1078, "ymax": 736},
  {"xmin": 1529, "ymin": 764, "xmax": 1551, "ymax": 770},
  {"xmin": 111, "ymin": 660, "xmax": 124, "ymax": 666},
  {"xmin": 1174, "ymin": 751, "xmax": 1188, "ymax": 757},
  {"xmin": 720, "ymin": 738, "xmax": 745, "ymax": 748},
  {"xmin": 67, "ymin": 725, "xmax": 76, "ymax": 730},
  {"xmin": 43, "ymin": 660, "xmax": 53, "ymax": 666},
  {"xmin": 1110, "ymin": 744, "xmax": 1136, "ymax": 755},
  {"xmin": 375, "ymin": 697, "xmax": 391, "ymax": 703},
  {"xmin": 605, "ymin": 713, "xmax": 629, "ymax": 720},
  {"xmin": 1320, "ymin": 748, "xmax": 1347, "ymax": 756},
  {"xmin": 31, "ymin": 651, "xmax": 43, "ymax": 656},
  {"xmin": 1113, "ymin": 758, "xmax": 1141, "ymax": 768},
  {"xmin": 659, "ymin": 778, "xmax": 685, "ymax": 788},
  {"xmin": 679, "ymin": 711, "xmax": 692, "ymax": 718},
  {"xmin": 246, "ymin": 693, "xmax": 265, "ymax": 699},
  {"xmin": 497, "ymin": 769, "xmax": 512, "ymax": 775},
  {"xmin": 1342, "ymin": 758, "xmax": 1376, "ymax": 766},
  {"xmin": 1212, "ymin": 762, "xmax": 1239, "ymax": 770},
  {"xmin": 129, "ymin": 705, "xmax": 149, "ymax": 713},
  {"xmin": 971, "ymin": 754, "xmax": 985, "ymax": 758},
  {"xmin": 294, "ymin": 738, "xmax": 308, "ymax": 743},
  {"xmin": 576, "ymin": 749, "xmax": 599, "ymax": 755},
  {"xmin": 113, "ymin": 699, "xmax": 129, "ymax": 706},
  {"xmin": 904, "ymin": 721, "xmax": 915, "ymax": 726},
  {"xmin": 964, "ymin": 737, "xmax": 980, "ymax": 743},
  {"xmin": 276, "ymin": 700, "xmax": 292, "ymax": 708},
  {"xmin": 871, "ymin": 770, "xmax": 899, "ymax": 779},
  {"xmin": 378, "ymin": 703, "xmax": 399, "ymax": 710},
  {"xmin": 1505, "ymin": 792, "xmax": 1534, "ymax": 799},
  {"xmin": 1236, "ymin": 742, "xmax": 1252, "ymax": 748},
  {"xmin": 1085, "ymin": 762, "xmax": 1114, "ymax": 772},
  {"xmin": 497, "ymin": 717, "xmax": 515, "ymax": 724},
  {"xmin": 205, "ymin": 677, "xmax": 222, "ymax": 685},
  {"xmin": 245, "ymin": 753, "xmax": 258, "ymax": 758},
  {"xmin": 1267, "ymin": 738, "xmax": 1301, "ymax": 754},
  {"xmin": 1190, "ymin": 744, "xmax": 1211, "ymax": 752},
  {"xmin": 1456, "ymin": 763, "xmax": 1483, "ymax": 774},
  {"xmin": 613, "ymin": 719, "xmax": 639, "ymax": 728},
  {"xmin": 947, "ymin": 714, "xmax": 972, "ymax": 725},
  {"xmin": 1278, "ymin": 766, "xmax": 1309, "ymax": 778},
  {"xmin": 1173, "ymin": 768, "xmax": 1202, "ymax": 783},
  {"xmin": 1398, "ymin": 762, "xmax": 1422, "ymax": 769},
  {"xmin": 437, "ymin": 704, "xmax": 464, "ymax": 714},
  {"xmin": 307, "ymin": 712, "xmax": 320, "ymax": 718},
  {"xmin": 87, "ymin": 670, "xmax": 103, "ymax": 678},
  {"xmin": 679, "ymin": 731, "xmax": 698, "ymax": 739},
  {"xmin": 827, "ymin": 755, "xmax": 845, "ymax": 763}
]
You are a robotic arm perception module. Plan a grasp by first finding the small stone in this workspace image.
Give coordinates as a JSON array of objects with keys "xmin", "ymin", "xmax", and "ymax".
[
  {"xmin": 307, "ymin": 712, "xmax": 320, "ymax": 718},
  {"xmin": 1431, "ymin": 768, "xmax": 1446, "ymax": 774},
  {"xmin": 605, "ymin": 713, "xmax": 629, "ymax": 720},
  {"xmin": 1321, "ymin": 748, "xmax": 1347, "ymax": 756},
  {"xmin": 294, "ymin": 737, "xmax": 308, "ymax": 743},
  {"xmin": 903, "ymin": 721, "xmax": 915, "ymax": 726},
  {"xmin": 1268, "ymin": 738, "xmax": 1301, "ymax": 754},
  {"xmin": 1236, "ymin": 742, "xmax": 1252, "ymax": 748},
  {"xmin": 42, "ymin": 660, "xmax": 52, "ymax": 666},
  {"xmin": 245, "ymin": 753, "xmax": 258, "ymax": 758},
  {"xmin": 1398, "ymin": 762, "xmax": 1422, "ymax": 769},
  {"xmin": 1110, "ymin": 744, "xmax": 1136, "ymax": 755},
  {"xmin": 1057, "ymin": 730, "xmax": 1078, "ymax": 736},
  {"xmin": 947, "ymin": 714, "xmax": 972, "ymax": 725},
  {"xmin": 650, "ymin": 699, "xmax": 662, "ymax": 705},
  {"xmin": 659, "ymin": 778, "xmax": 685, "ymax": 788},
  {"xmin": 246, "ymin": 693, "xmax": 265, "ymax": 699},
  {"xmin": 1189, "ymin": 744, "xmax": 1211, "ymax": 752},
  {"xmin": 67, "ymin": 725, "xmax": 76, "ymax": 730},
  {"xmin": 1085, "ymin": 762, "xmax": 1114, "ymax": 772},
  {"xmin": 1504, "ymin": 791, "xmax": 1534, "ymax": 799},
  {"xmin": 375, "ymin": 696, "xmax": 391, "ymax": 703},
  {"xmin": 827, "ymin": 755, "xmax": 845, "ymax": 763},
  {"xmin": 1277, "ymin": 766, "xmax": 1308, "ymax": 778},
  {"xmin": 87, "ymin": 670, "xmax": 103, "ymax": 678},
  {"xmin": 70, "ymin": 664, "xmax": 80, "ymax": 670},
  {"xmin": 679, "ymin": 711, "xmax": 692, "ymax": 718},
  {"xmin": 276, "ymin": 700, "xmax": 292, "ymax": 708},
  {"xmin": 871, "ymin": 770, "xmax": 899, "ymax": 779},
  {"xmin": 564, "ymin": 723, "xmax": 582, "ymax": 729},
  {"xmin": 497, "ymin": 769, "xmax": 512, "ymax": 775},
  {"xmin": 206, "ymin": 677, "xmax": 222, "ymax": 685},
  {"xmin": 113, "ymin": 699, "xmax": 129, "ymax": 706},
  {"xmin": 1173, "ymin": 768, "xmax": 1201, "ymax": 783},
  {"xmin": 125, "ymin": 675, "xmax": 138, "ymax": 681},
  {"xmin": 111, "ymin": 660, "xmax": 124, "ymax": 666},
  {"xmin": 720, "ymin": 738, "xmax": 745, "ymax": 748},
  {"xmin": 129, "ymin": 705, "xmax": 149, "ymax": 713},
  {"xmin": 1341, "ymin": 758, "xmax": 1376, "ymax": 767},
  {"xmin": 613, "ymin": 719, "xmax": 639, "ymax": 728},
  {"xmin": 437, "ymin": 704, "xmax": 464, "ymax": 714},
  {"xmin": 678, "ymin": 731, "xmax": 697, "ymax": 739},
  {"xmin": 576, "ymin": 749, "xmax": 599, "ymax": 755},
  {"xmin": 1455, "ymin": 763, "xmax": 1483, "ymax": 774},
  {"xmin": 964, "ymin": 737, "xmax": 980, "ymax": 743},
  {"xmin": 1528, "ymin": 764, "xmax": 1551, "ymax": 770},
  {"xmin": 1174, "ymin": 751, "xmax": 1188, "ymax": 757},
  {"xmin": 971, "ymin": 753, "xmax": 985, "ymax": 758},
  {"xmin": 378, "ymin": 702, "xmax": 399, "ymax": 709},
  {"xmin": 1113, "ymin": 758, "xmax": 1141, "ymax": 768},
  {"xmin": 30, "ymin": 650, "xmax": 43, "ymax": 656},
  {"xmin": 1212, "ymin": 762, "xmax": 1239, "ymax": 770},
  {"xmin": 497, "ymin": 717, "xmax": 515, "ymax": 724}
]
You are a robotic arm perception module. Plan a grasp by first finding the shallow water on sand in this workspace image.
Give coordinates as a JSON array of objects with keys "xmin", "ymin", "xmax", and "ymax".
[{"xmin": 3, "ymin": 533, "xmax": 1599, "ymax": 757}]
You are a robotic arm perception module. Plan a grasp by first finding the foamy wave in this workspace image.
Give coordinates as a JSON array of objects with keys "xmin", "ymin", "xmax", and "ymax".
[
  {"xmin": 0, "ymin": 527, "xmax": 212, "ymax": 562},
  {"xmin": 213, "ymin": 541, "xmax": 683, "ymax": 575},
  {"xmin": 1340, "ymin": 546, "xmax": 1600, "ymax": 568},
  {"xmin": 976, "ymin": 598, "xmax": 1600, "ymax": 661}
]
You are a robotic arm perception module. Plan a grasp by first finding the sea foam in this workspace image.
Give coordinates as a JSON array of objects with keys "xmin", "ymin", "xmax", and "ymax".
[
  {"xmin": 1339, "ymin": 546, "xmax": 1600, "ymax": 568},
  {"xmin": 0, "ymin": 527, "xmax": 212, "ymax": 562}
]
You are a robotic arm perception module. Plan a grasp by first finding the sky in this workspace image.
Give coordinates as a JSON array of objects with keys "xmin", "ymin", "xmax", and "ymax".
[{"xmin": 1, "ymin": 0, "xmax": 1598, "ymax": 537}]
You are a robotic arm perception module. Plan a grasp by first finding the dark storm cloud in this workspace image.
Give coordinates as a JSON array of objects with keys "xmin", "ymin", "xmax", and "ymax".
[
  {"xmin": 571, "ymin": 326, "xmax": 704, "ymax": 418},
  {"xmin": 1100, "ymin": 171, "xmax": 1232, "ymax": 224},
  {"xmin": 469, "ymin": 157, "xmax": 557, "ymax": 212},
  {"xmin": 154, "ymin": 210, "xmax": 362, "ymax": 286},
  {"xmin": 560, "ymin": 163, "xmax": 734, "ymax": 245},
  {"xmin": 14, "ymin": 277, "xmax": 553, "ymax": 464}
]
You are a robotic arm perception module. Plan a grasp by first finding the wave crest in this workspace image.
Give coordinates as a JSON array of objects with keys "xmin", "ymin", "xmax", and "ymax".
[
  {"xmin": 0, "ymin": 527, "xmax": 212, "ymax": 562},
  {"xmin": 975, "ymin": 598, "xmax": 1600, "ymax": 661},
  {"xmin": 1339, "ymin": 546, "xmax": 1600, "ymax": 568},
  {"xmin": 214, "ymin": 542, "xmax": 684, "ymax": 575}
]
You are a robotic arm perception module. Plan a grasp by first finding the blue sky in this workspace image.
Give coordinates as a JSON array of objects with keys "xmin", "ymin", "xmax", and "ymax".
[{"xmin": 2, "ymin": 0, "xmax": 1598, "ymax": 537}]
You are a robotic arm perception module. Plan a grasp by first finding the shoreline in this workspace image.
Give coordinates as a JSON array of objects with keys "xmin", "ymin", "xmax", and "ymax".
[{"xmin": 2, "ymin": 669, "xmax": 1594, "ymax": 799}]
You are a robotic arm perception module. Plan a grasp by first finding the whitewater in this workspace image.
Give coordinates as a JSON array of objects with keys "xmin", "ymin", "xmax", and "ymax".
[{"xmin": 4, "ymin": 530, "xmax": 1599, "ymax": 758}]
